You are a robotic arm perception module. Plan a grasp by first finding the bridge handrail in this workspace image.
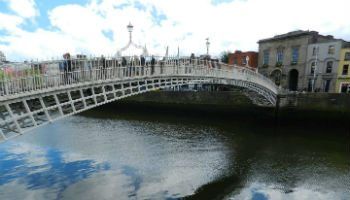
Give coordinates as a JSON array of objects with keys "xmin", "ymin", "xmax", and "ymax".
[{"xmin": 0, "ymin": 56, "xmax": 279, "ymax": 98}]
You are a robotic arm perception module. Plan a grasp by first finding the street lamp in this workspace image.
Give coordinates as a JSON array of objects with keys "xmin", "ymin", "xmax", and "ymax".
[
  {"xmin": 127, "ymin": 22, "xmax": 134, "ymax": 42},
  {"xmin": 312, "ymin": 45, "xmax": 319, "ymax": 92},
  {"xmin": 206, "ymin": 38, "xmax": 210, "ymax": 56}
]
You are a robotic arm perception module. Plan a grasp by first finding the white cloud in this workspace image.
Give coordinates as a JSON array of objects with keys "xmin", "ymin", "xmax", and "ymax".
[
  {"xmin": 0, "ymin": 12, "xmax": 23, "ymax": 33},
  {"xmin": 226, "ymin": 181, "xmax": 349, "ymax": 200},
  {"xmin": 3, "ymin": 0, "xmax": 38, "ymax": 18},
  {"xmin": 1, "ymin": 0, "xmax": 350, "ymax": 60},
  {"xmin": 1, "ymin": 29, "xmax": 80, "ymax": 60},
  {"xmin": 0, "ymin": 180, "xmax": 57, "ymax": 200}
]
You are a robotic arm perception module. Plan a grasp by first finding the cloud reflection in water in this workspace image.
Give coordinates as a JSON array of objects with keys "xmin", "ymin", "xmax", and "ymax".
[{"xmin": 0, "ymin": 142, "xmax": 111, "ymax": 200}]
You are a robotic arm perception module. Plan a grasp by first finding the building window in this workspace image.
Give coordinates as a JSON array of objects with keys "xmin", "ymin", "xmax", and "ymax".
[
  {"xmin": 340, "ymin": 83, "xmax": 350, "ymax": 93},
  {"xmin": 312, "ymin": 46, "xmax": 318, "ymax": 56},
  {"xmin": 324, "ymin": 80, "xmax": 331, "ymax": 92},
  {"xmin": 310, "ymin": 62, "xmax": 316, "ymax": 74},
  {"xmin": 242, "ymin": 56, "xmax": 247, "ymax": 65},
  {"xmin": 233, "ymin": 57, "xmax": 238, "ymax": 65},
  {"xmin": 326, "ymin": 61, "xmax": 333, "ymax": 73},
  {"xmin": 263, "ymin": 50, "xmax": 269, "ymax": 65},
  {"xmin": 291, "ymin": 47, "xmax": 299, "ymax": 64},
  {"xmin": 342, "ymin": 64, "xmax": 349, "ymax": 75},
  {"xmin": 328, "ymin": 45, "xmax": 335, "ymax": 54},
  {"xmin": 344, "ymin": 52, "xmax": 350, "ymax": 61},
  {"xmin": 276, "ymin": 48, "xmax": 284, "ymax": 63}
]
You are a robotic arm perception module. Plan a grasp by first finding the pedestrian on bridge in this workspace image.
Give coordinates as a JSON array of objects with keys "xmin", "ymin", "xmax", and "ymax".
[
  {"xmin": 141, "ymin": 55, "xmax": 145, "ymax": 76},
  {"xmin": 151, "ymin": 56, "xmax": 155, "ymax": 75},
  {"xmin": 122, "ymin": 57, "xmax": 127, "ymax": 77},
  {"xmin": 100, "ymin": 55, "xmax": 107, "ymax": 79},
  {"xmin": 63, "ymin": 53, "xmax": 72, "ymax": 84}
]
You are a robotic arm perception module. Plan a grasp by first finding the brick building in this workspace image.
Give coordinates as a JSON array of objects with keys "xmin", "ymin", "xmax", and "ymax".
[{"xmin": 228, "ymin": 51, "xmax": 258, "ymax": 69}]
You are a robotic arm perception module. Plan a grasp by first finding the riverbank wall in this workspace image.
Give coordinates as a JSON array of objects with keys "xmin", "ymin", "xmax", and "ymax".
[
  {"xmin": 279, "ymin": 92, "xmax": 350, "ymax": 111},
  {"xmin": 103, "ymin": 90, "xmax": 350, "ymax": 128}
]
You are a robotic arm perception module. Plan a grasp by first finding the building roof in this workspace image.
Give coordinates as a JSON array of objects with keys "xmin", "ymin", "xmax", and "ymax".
[
  {"xmin": 258, "ymin": 30, "xmax": 322, "ymax": 43},
  {"xmin": 229, "ymin": 50, "xmax": 258, "ymax": 55}
]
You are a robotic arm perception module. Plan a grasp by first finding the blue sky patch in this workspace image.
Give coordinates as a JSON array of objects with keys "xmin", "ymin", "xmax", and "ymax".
[
  {"xmin": 211, "ymin": 0, "xmax": 236, "ymax": 6},
  {"xmin": 150, "ymin": 6, "xmax": 167, "ymax": 26},
  {"xmin": 115, "ymin": 2, "xmax": 132, "ymax": 10},
  {"xmin": 35, "ymin": 0, "xmax": 89, "ymax": 29},
  {"xmin": 134, "ymin": 1, "xmax": 147, "ymax": 11},
  {"xmin": 115, "ymin": 1, "xmax": 147, "ymax": 12},
  {"xmin": 102, "ymin": 30, "xmax": 114, "ymax": 41},
  {"xmin": 0, "ymin": 1, "xmax": 18, "ymax": 16}
]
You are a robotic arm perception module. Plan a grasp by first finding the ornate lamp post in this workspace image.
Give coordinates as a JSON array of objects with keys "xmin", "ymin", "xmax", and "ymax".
[
  {"xmin": 116, "ymin": 22, "xmax": 148, "ymax": 57},
  {"xmin": 206, "ymin": 38, "xmax": 210, "ymax": 56},
  {"xmin": 127, "ymin": 22, "xmax": 134, "ymax": 43}
]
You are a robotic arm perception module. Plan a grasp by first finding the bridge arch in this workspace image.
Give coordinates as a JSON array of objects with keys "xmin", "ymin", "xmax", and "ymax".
[{"xmin": 0, "ymin": 57, "xmax": 279, "ymax": 142}]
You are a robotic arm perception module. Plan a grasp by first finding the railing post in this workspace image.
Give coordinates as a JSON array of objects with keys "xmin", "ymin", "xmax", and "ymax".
[{"xmin": 4, "ymin": 72, "xmax": 9, "ymax": 95}]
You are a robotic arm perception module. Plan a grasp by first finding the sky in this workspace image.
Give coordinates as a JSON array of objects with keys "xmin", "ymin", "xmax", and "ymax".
[{"xmin": 0, "ymin": 0, "xmax": 350, "ymax": 61}]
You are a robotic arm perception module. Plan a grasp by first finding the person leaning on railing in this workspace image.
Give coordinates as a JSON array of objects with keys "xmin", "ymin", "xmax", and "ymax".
[
  {"xmin": 140, "ymin": 55, "xmax": 145, "ymax": 76},
  {"xmin": 100, "ymin": 55, "xmax": 107, "ymax": 79},
  {"xmin": 151, "ymin": 56, "xmax": 155, "ymax": 75},
  {"xmin": 121, "ymin": 57, "xmax": 127, "ymax": 77},
  {"xmin": 63, "ymin": 53, "xmax": 72, "ymax": 84}
]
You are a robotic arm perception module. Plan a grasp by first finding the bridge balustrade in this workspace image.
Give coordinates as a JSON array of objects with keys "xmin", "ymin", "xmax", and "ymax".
[
  {"xmin": 0, "ymin": 56, "xmax": 281, "ymax": 142},
  {"xmin": 0, "ymin": 56, "xmax": 278, "ymax": 99}
]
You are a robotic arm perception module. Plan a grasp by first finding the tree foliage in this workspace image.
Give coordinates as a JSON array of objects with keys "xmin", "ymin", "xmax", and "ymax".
[{"xmin": 220, "ymin": 51, "xmax": 231, "ymax": 64}]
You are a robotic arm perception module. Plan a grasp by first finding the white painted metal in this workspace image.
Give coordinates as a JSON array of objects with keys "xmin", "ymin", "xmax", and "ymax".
[{"xmin": 0, "ymin": 56, "xmax": 279, "ymax": 142}]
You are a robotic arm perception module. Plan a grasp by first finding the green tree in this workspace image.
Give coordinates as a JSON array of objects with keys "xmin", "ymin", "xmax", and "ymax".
[{"xmin": 220, "ymin": 51, "xmax": 231, "ymax": 64}]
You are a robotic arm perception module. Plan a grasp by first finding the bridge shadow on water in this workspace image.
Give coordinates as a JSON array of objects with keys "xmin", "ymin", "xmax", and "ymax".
[{"xmin": 80, "ymin": 101, "xmax": 350, "ymax": 200}]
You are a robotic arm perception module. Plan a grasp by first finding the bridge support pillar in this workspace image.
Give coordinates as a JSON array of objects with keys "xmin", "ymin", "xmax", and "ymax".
[
  {"xmin": 5, "ymin": 104, "xmax": 22, "ymax": 133},
  {"xmin": 22, "ymin": 100, "xmax": 38, "ymax": 127},
  {"xmin": 39, "ymin": 97, "xmax": 52, "ymax": 122},
  {"xmin": 67, "ymin": 91, "xmax": 77, "ymax": 113},
  {"xmin": 80, "ymin": 89, "xmax": 87, "ymax": 108},
  {"xmin": 0, "ymin": 129, "xmax": 6, "ymax": 140},
  {"xmin": 54, "ymin": 94, "xmax": 64, "ymax": 116}
]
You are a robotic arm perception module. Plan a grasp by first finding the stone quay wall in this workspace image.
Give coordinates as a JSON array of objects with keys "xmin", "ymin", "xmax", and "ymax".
[{"xmin": 109, "ymin": 91, "xmax": 350, "ymax": 126}]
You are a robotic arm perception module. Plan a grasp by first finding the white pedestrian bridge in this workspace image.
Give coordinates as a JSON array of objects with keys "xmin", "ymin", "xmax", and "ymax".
[{"xmin": 0, "ymin": 56, "xmax": 279, "ymax": 142}]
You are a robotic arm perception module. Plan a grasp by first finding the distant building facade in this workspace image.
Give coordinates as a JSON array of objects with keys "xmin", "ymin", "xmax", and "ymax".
[
  {"xmin": 336, "ymin": 47, "xmax": 350, "ymax": 93},
  {"xmin": 228, "ymin": 51, "xmax": 258, "ymax": 69},
  {"xmin": 305, "ymin": 40, "xmax": 348, "ymax": 93},
  {"xmin": 0, "ymin": 51, "xmax": 6, "ymax": 63},
  {"xmin": 257, "ymin": 30, "xmax": 336, "ymax": 91}
]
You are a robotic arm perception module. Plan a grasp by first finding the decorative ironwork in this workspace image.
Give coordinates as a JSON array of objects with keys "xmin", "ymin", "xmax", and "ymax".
[
  {"xmin": 116, "ymin": 23, "xmax": 149, "ymax": 57},
  {"xmin": 0, "ymin": 56, "xmax": 279, "ymax": 142}
]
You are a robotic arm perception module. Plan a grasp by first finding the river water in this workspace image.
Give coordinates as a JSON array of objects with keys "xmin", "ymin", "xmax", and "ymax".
[{"xmin": 0, "ymin": 106, "xmax": 349, "ymax": 200}]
